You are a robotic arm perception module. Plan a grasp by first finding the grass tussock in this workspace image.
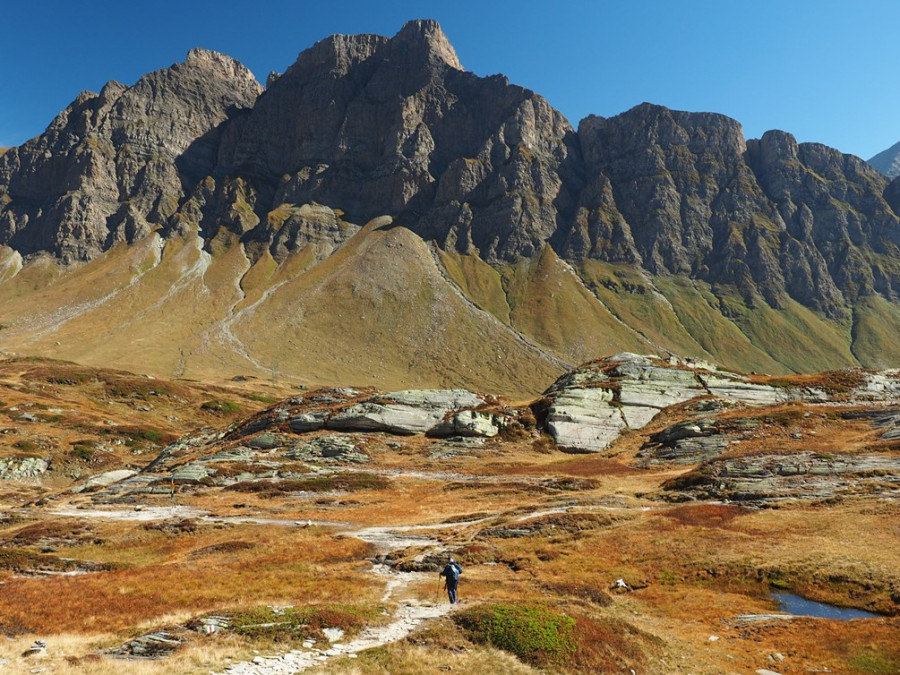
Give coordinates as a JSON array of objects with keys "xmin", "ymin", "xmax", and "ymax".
[
  {"xmin": 224, "ymin": 472, "xmax": 390, "ymax": 495},
  {"xmin": 226, "ymin": 603, "xmax": 380, "ymax": 643},
  {"xmin": 660, "ymin": 503, "xmax": 752, "ymax": 528}
]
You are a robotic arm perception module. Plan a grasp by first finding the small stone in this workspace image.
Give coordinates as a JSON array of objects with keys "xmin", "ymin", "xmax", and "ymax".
[{"xmin": 708, "ymin": 635, "xmax": 719, "ymax": 642}]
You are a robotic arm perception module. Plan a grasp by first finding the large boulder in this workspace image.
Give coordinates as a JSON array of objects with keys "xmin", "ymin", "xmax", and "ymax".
[
  {"xmin": 545, "ymin": 386, "xmax": 625, "ymax": 453},
  {"xmin": 543, "ymin": 354, "xmax": 706, "ymax": 453},
  {"xmin": 428, "ymin": 410, "xmax": 501, "ymax": 438}
]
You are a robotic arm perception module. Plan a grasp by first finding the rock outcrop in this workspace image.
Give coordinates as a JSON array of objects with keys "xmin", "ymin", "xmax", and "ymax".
[
  {"xmin": 542, "ymin": 354, "xmax": 778, "ymax": 453},
  {"xmin": 327, "ymin": 390, "xmax": 485, "ymax": 435},
  {"xmin": 539, "ymin": 354, "xmax": 899, "ymax": 453},
  {"xmin": 0, "ymin": 49, "xmax": 262, "ymax": 262},
  {"xmin": 664, "ymin": 452, "xmax": 900, "ymax": 503}
]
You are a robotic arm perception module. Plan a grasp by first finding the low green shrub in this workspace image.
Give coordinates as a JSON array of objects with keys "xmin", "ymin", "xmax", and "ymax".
[{"xmin": 454, "ymin": 603, "xmax": 576, "ymax": 666}]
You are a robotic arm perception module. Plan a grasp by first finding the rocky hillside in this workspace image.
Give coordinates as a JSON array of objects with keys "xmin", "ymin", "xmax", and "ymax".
[
  {"xmin": 54, "ymin": 353, "xmax": 899, "ymax": 530},
  {"xmin": 2, "ymin": 20, "xmax": 900, "ymax": 390}
]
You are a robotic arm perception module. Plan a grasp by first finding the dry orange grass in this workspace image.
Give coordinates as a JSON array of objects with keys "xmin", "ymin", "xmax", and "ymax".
[{"xmin": 0, "ymin": 523, "xmax": 377, "ymax": 633}]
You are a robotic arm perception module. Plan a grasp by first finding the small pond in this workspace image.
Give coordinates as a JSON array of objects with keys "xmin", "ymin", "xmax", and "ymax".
[{"xmin": 773, "ymin": 592, "xmax": 879, "ymax": 620}]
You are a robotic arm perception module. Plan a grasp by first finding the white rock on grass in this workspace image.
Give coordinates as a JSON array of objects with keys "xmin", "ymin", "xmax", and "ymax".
[
  {"xmin": 327, "ymin": 390, "xmax": 484, "ymax": 435},
  {"xmin": 72, "ymin": 469, "xmax": 138, "ymax": 493},
  {"xmin": 699, "ymin": 373, "xmax": 786, "ymax": 405}
]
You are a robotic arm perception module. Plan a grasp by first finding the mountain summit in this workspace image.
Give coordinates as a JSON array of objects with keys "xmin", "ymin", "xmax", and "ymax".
[{"xmin": 1, "ymin": 20, "xmax": 900, "ymax": 391}]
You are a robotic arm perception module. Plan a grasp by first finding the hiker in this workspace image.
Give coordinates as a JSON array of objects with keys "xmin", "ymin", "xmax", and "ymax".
[{"xmin": 439, "ymin": 556, "xmax": 463, "ymax": 604}]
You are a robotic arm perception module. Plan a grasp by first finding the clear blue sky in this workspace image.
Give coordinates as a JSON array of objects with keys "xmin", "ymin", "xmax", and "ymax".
[{"xmin": 1, "ymin": 0, "xmax": 896, "ymax": 159}]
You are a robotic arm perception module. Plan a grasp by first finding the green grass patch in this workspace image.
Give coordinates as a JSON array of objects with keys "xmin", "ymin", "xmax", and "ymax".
[
  {"xmin": 847, "ymin": 647, "xmax": 900, "ymax": 675},
  {"xmin": 70, "ymin": 444, "xmax": 94, "ymax": 461},
  {"xmin": 455, "ymin": 602, "xmax": 576, "ymax": 666},
  {"xmin": 201, "ymin": 399, "xmax": 242, "ymax": 415},
  {"xmin": 122, "ymin": 428, "xmax": 167, "ymax": 446},
  {"xmin": 246, "ymin": 394, "xmax": 277, "ymax": 404}
]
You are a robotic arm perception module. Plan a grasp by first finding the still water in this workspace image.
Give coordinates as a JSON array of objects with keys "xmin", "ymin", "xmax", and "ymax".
[{"xmin": 773, "ymin": 592, "xmax": 879, "ymax": 620}]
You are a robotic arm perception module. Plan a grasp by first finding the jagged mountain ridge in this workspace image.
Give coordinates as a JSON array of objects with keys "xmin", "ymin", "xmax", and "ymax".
[{"xmin": 1, "ymin": 19, "xmax": 900, "ymax": 390}]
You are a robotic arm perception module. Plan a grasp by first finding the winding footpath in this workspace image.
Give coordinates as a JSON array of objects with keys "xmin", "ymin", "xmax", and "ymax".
[{"xmin": 212, "ymin": 525, "xmax": 456, "ymax": 675}]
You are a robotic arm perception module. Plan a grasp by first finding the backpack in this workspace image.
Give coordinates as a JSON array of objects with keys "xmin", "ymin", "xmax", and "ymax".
[{"xmin": 442, "ymin": 562, "xmax": 462, "ymax": 582}]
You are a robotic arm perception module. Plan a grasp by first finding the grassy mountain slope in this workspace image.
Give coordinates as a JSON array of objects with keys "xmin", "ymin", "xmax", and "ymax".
[{"xmin": 1, "ymin": 221, "xmax": 900, "ymax": 396}]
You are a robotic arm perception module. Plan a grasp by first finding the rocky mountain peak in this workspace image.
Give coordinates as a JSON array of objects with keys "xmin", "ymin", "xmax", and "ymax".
[
  {"xmin": 182, "ymin": 47, "xmax": 261, "ymax": 88},
  {"xmin": 868, "ymin": 140, "xmax": 900, "ymax": 179},
  {"xmin": 0, "ymin": 48, "xmax": 262, "ymax": 261},
  {"xmin": 393, "ymin": 19, "xmax": 463, "ymax": 70},
  {"xmin": 2, "ymin": 21, "xmax": 900, "ymax": 374},
  {"xmin": 290, "ymin": 32, "xmax": 387, "ymax": 77}
]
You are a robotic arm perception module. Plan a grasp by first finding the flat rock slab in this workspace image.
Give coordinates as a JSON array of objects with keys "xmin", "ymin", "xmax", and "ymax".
[
  {"xmin": 327, "ymin": 389, "xmax": 484, "ymax": 435},
  {"xmin": 666, "ymin": 452, "xmax": 900, "ymax": 501},
  {"xmin": 699, "ymin": 373, "xmax": 786, "ymax": 405},
  {"xmin": 72, "ymin": 469, "xmax": 138, "ymax": 493},
  {"xmin": 109, "ymin": 631, "xmax": 184, "ymax": 659}
]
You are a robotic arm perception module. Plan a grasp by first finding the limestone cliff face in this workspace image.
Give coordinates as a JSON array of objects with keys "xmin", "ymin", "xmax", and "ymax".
[
  {"xmin": 560, "ymin": 105, "xmax": 900, "ymax": 317},
  {"xmin": 0, "ymin": 49, "xmax": 262, "ymax": 262},
  {"xmin": 2, "ymin": 20, "xmax": 900, "ymax": 328}
]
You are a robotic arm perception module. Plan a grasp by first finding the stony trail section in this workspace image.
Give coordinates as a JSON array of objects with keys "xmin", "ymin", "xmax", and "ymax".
[
  {"xmin": 214, "ymin": 569, "xmax": 451, "ymax": 675},
  {"xmin": 212, "ymin": 527, "xmax": 456, "ymax": 675}
]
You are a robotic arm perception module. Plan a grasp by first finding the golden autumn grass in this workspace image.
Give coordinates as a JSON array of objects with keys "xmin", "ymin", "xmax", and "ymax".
[
  {"xmin": 0, "ymin": 360, "xmax": 896, "ymax": 673},
  {"xmin": 0, "ymin": 521, "xmax": 378, "ymax": 634}
]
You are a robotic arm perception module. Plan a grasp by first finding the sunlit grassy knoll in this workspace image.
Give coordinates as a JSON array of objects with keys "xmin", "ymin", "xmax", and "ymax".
[
  {"xmin": 437, "ymin": 249, "xmax": 512, "ymax": 323},
  {"xmin": 0, "ymin": 358, "xmax": 277, "ymax": 486},
  {"xmin": 851, "ymin": 294, "xmax": 900, "ymax": 369},
  {"xmin": 653, "ymin": 276, "xmax": 788, "ymax": 374},
  {"xmin": 731, "ymin": 295, "xmax": 858, "ymax": 373}
]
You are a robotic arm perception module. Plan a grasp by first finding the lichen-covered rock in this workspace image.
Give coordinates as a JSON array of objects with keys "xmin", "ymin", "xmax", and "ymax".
[
  {"xmin": 170, "ymin": 463, "xmax": 212, "ymax": 482},
  {"xmin": 854, "ymin": 371, "xmax": 900, "ymax": 402},
  {"xmin": 698, "ymin": 373, "xmax": 787, "ymax": 405},
  {"xmin": 285, "ymin": 435, "xmax": 369, "ymax": 463},
  {"xmin": 428, "ymin": 410, "xmax": 500, "ymax": 437},
  {"xmin": 327, "ymin": 389, "xmax": 484, "ymax": 435},
  {"xmin": 637, "ymin": 419, "xmax": 731, "ymax": 465},
  {"xmin": 543, "ymin": 354, "xmax": 705, "ymax": 453},
  {"xmin": 289, "ymin": 412, "xmax": 329, "ymax": 433},
  {"xmin": 545, "ymin": 386, "xmax": 625, "ymax": 453},
  {"xmin": 72, "ymin": 469, "xmax": 138, "ymax": 493}
]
